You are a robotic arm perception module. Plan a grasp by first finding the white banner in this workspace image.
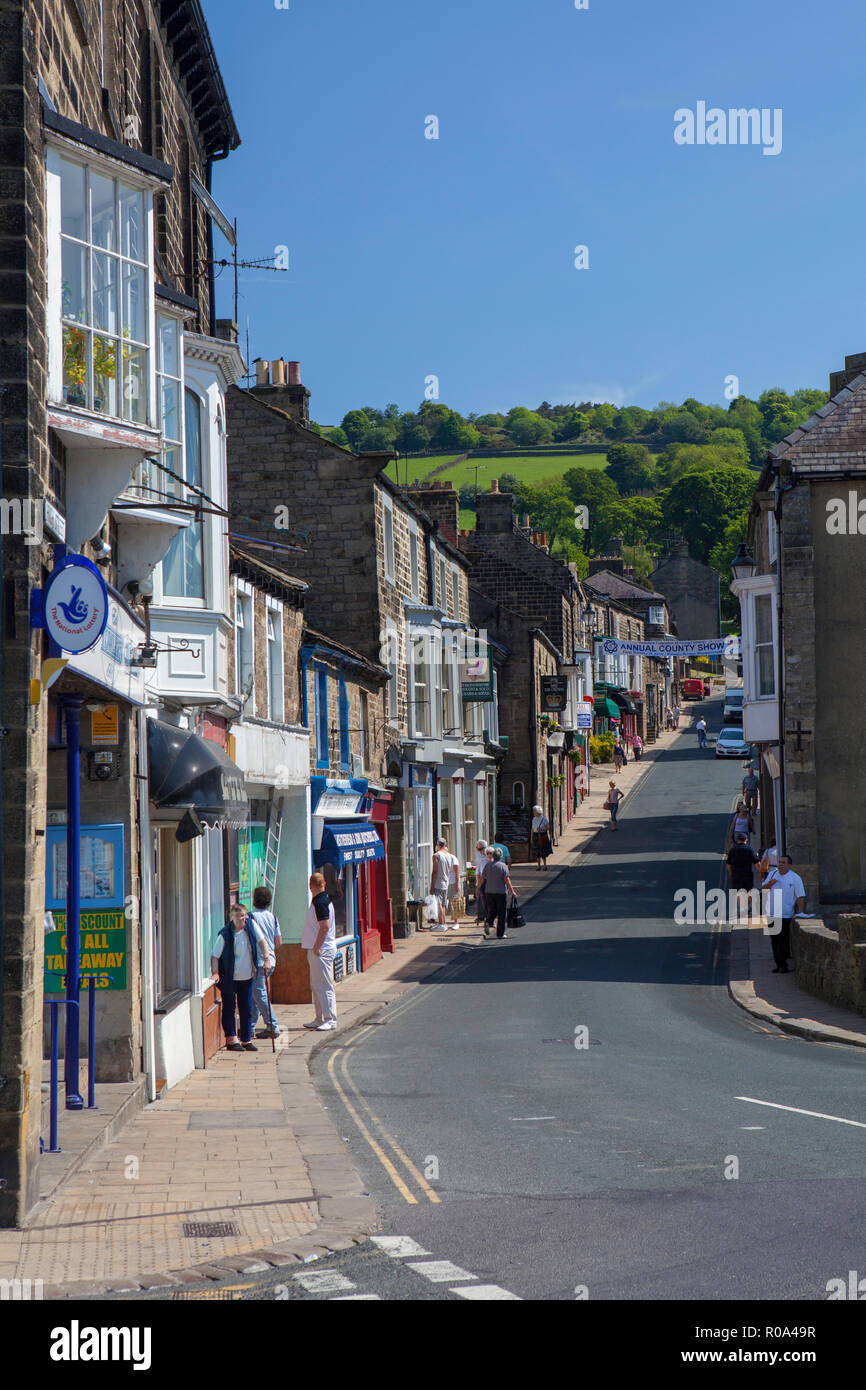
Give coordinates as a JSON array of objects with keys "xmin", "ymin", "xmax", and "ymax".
[{"xmin": 600, "ymin": 637, "xmax": 740, "ymax": 658}]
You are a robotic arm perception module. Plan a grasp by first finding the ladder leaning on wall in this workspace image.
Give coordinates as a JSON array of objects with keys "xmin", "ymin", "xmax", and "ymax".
[{"xmin": 263, "ymin": 798, "xmax": 283, "ymax": 893}]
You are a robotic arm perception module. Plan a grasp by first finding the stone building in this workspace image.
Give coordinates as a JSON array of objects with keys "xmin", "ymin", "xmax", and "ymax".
[
  {"xmin": 649, "ymin": 540, "xmax": 721, "ymax": 642},
  {"xmin": 583, "ymin": 568, "xmax": 674, "ymax": 741},
  {"xmin": 732, "ymin": 351, "xmax": 866, "ymax": 928},
  {"xmin": 0, "ymin": 1, "xmax": 240, "ymax": 1224},
  {"xmin": 456, "ymin": 481, "xmax": 594, "ymax": 858},
  {"xmin": 225, "ymin": 363, "xmax": 498, "ymax": 930}
]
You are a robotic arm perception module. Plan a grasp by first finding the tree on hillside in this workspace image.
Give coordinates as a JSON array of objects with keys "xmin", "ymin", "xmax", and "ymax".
[
  {"xmin": 605, "ymin": 442, "xmax": 655, "ymax": 495},
  {"xmin": 726, "ymin": 395, "xmax": 765, "ymax": 467},
  {"xmin": 792, "ymin": 387, "xmax": 829, "ymax": 417},
  {"xmin": 655, "ymin": 442, "xmax": 745, "ymax": 488},
  {"xmin": 758, "ymin": 388, "xmax": 799, "ymax": 444},
  {"xmin": 562, "ymin": 467, "xmax": 619, "ymax": 553},
  {"xmin": 590, "ymin": 403, "xmax": 617, "ymax": 435},
  {"xmin": 554, "ymin": 410, "xmax": 590, "ymax": 442},
  {"xmin": 709, "ymin": 507, "xmax": 750, "ymax": 621},
  {"xmin": 505, "ymin": 407, "xmax": 554, "ymax": 446},
  {"xmin": 656, "ymin": 408, "xmax": 705, "ymax": 445},
  {"xmin": 661, "ymin": 467, "xmax": 756, "ymax": 563},
  {"xmin": 707, "ymin": 427, "xmax": 750, "ymax": 465},
  {"xmin": 610, "ymin": 405, "xmax": 652, "ymax": 438},
  {"xmin": 320, "ymin": 425, "xmax": 350, "ymax": 448},
  {"xmin": 341, "ymin": 409, "xmax": 371, "ymax": 449}
]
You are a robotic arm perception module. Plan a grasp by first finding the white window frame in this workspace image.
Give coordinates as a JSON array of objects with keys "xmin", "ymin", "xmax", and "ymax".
[
  {"xmin": 441, "ymin": 630, "xmax": 457, "ymax": 737},
  {"xmin": 235, "ymin": 579, "xmax": 255, "ymax": 711},
  {"xmin": 385, "ymin": 618, "xmax": 400, "ymax": 722},
  {"xmin": 438, "ymin": 555, "xmax": 448, "ymax": 613},
  {"xmin": 450, "ymin": 563, "xmax": 460, "ymax": 619},
  {"xmin": 382, "ymin": 494, "xmax": 395, "ymax": 584},
  {"xmin": 752, "ymin": 591, "xmax": 775, "ymax": 700},
  {"xmin": 409, "ymin": 628, "xmax": 433, "ymax": 739},
  {"xmin": 409, "ymin": 524, "xmax": 420, "ymax": 600},
  {"xmin": 767, "ymin": 509, "xmax": 778, "ymax": 567},
  {"xmin": 266, "ymin": 597, "xmax": 285, "ymax": 723},
  {"xmin": 736, "ymin": 576, "xmax": 779, "ymax": 705},
  {"xmin": 47, "ymin": 143, "xmax": 156, "ymax": 425},
  {"xmin": 158, "ymin": 385, "xmax": 208, "ymax": 607}
]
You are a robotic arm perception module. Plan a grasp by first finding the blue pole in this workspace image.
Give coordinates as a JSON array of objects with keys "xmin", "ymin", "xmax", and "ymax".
[
  {"xmin": 49, "ymin": 1003, "xmax": 60, "ymax": 1153},
  {"xmin": 62, "ymin": 694, "xmax": 84, "ymax": 1109},
  {"xmin": 87, "ymin": 976, "xmax": 97, "ymax": 1108}
]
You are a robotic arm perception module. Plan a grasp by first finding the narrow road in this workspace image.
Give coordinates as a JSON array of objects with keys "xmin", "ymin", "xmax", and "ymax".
[{"xmin": 310, "ymin": 699, "xmax": 866, "ymax": 1301}]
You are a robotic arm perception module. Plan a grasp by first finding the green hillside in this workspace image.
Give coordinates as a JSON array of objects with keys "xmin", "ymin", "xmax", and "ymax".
[{"xmin": 386, "ymin": 450, "xmax": 611, "ymax": 491}]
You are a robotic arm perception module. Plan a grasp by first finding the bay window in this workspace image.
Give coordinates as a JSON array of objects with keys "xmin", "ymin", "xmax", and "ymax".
[
  {"xmin": 55, "ymin": 153, "xmax": 151, "ymax": 422},
  {"xmin": 161, "ymin": 389, "xmax": 205, "ymax": 600},
  {"xmin": 754, "ymin": 593, "xmax": 775, "ymax": 697},
  {"xmin": 411, "ymin": 631, "xmax": 432, "ymax": 738}
]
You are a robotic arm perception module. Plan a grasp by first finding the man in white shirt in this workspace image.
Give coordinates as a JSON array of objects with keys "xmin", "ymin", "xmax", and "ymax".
[
  {"xmin": 302, "ymin": 871, "xmax": 338, "ymax": 1030},
  {"xmin": 762, "ymin": 854, "xmax": 805, "ymax": 973},
  {"xmin": 696, "ymin": 716, "xmax": 708, "ymax": 749}
]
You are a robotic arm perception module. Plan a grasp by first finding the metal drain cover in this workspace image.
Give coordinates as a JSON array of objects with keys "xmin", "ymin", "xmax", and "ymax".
[{"xmin": 182, "ymin": 1220, "xmax": 240, "ymax": 1238}]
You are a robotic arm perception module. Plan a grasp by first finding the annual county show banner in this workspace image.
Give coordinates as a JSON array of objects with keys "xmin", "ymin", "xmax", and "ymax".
[{"xmin": 600, "ymin": 638, "xmax": 740, "ymax": 658}]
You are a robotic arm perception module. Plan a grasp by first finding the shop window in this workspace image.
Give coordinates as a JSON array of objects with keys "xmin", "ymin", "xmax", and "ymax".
[
  {"xmin": 338, "ymin": 677, "xmax": 350, "ymax": 770},
  {"xmin": 315, "ymin": 666, "xmax": 329, "ymax": 768},
  {"xmin": 439, "ymin": 779, "xmax": 453, "ymax": 849},
  {"xmin": 462, "ymin": 782, "xmax": 476, "ymax": 866}
]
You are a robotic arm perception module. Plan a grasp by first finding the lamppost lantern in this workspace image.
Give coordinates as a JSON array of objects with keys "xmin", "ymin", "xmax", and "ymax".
[{"xmin": 730, "ymin": 543, "xmax": 755, "ymax": 584}]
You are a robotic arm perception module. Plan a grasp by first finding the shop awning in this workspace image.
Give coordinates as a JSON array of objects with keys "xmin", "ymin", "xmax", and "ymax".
[
  {"xmin": 147, "ymin": 719, "xmax": 248, "ymax": 828},
  {"xmin": 316, "ymin": 823, "xmax": 385, "ymax": 868},
  {"xmin": 609, "ymin": 688, "xmax": 638, "ymax": 715},
  {"xmin": 594, "ymin": 697, "xmax": 621, "ymax": 719}
]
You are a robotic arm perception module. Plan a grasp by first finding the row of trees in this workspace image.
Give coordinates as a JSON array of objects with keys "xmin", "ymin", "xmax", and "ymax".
[{"xmin": 312, "ymin": 388, "xmax": 829, "ymax": 462}]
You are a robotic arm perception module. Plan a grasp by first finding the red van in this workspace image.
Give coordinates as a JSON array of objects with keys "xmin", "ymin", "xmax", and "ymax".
[{"xmin": 681, "ymin": 679, "xmax": 704, "ymax": 701}]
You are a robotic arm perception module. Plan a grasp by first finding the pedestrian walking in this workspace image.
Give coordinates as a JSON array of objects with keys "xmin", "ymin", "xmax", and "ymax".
[
  {"xmin": 673, "ymin": 704, "xmax": 680, "ymax": 729},
  {"xmin": 480, "ymin": 847, "xmax": 518, "ymax": 939},
  {"xmin": 605, "ymin": 780, "xmax": 624, "ymax": 830},
  {"xmin": 729, "ymin": 800, "xmax": 754, "ymax": 847},
  {"xmin": 614, "ymin": 739, "xmax": 625, "ymax": 772},
  {"xmin": 632, "ymin": 733, "xmax": 643, "ymax": 761},
  {"xmin": 696, "ymin": 716, "xmax": 708, "ymax": 748},
  {"xmin": 487, "ymin": 838, "xmax": 512, "ymax": 866},
  {"xmin": 430, "ymin": 838, "xmax": 453, "ymax": 930},
  {"xmin": 531, "ymin": 804, "xmax": 552, "ymax": 870},
  {"xmin": 301, "ymin": 872, "xmax": 338, "ymax": 1030},
  {"xmin": 249, "ymin": 885, "xmax": 282, "ymax": 1039},
  {"xmin": 759, "ymin": 836, "xmax": 778, "ymax": 878},
  {"xmin": 474, "ymin": 839, "xmax": 489, "ymax": 923},
  {"xmin": 210, "ymin": 903, "xmax": 273, "ymax": 1053},
  {"xmin": 742, "ymin": 765, "xmax": 759, "ymax": 814},
  {"xmin": 726, "ymin": 832, "xmax": 759, "ymax": 917},
  {"xmin": 762, "ymin": 855, "xmax": 806, "ymax": 973}
]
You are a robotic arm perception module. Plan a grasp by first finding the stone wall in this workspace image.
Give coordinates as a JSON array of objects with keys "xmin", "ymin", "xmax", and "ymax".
[{"xmin": 793, "ymin": 915, "xmax": 866, "ymax": 1017}]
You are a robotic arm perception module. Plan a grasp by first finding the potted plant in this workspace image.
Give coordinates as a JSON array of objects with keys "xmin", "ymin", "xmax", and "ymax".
[
  {"xmin": 93, "ymin": 337, "xmax": 117, "ymax": 412},
  {"xmin": 63, "ymin": 325, "xmax": 87, "ymax": 406}
]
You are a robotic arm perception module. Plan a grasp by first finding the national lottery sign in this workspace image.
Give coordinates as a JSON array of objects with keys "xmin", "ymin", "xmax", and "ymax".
[
  {"xmin": 43, "ymin": 555, "xmax": 109, "ymax": 655},
  {"xmin": 600, "ymin": 637, "xmax": 740, "ymax": 658}
]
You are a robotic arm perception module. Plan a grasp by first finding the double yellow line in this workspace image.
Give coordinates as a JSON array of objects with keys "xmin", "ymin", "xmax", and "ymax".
[{"xmin": 326, "ymin": 1021, "xmax": 440, "ymax": 1206}]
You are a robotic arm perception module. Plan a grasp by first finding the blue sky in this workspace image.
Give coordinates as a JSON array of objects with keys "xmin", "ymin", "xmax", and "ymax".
[{"xmin": 204, "ymin": 0, "xmax": 866, "ymax": 426}]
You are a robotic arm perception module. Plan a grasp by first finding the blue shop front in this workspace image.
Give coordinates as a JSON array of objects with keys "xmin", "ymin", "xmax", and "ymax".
[{"xmin": 310, "ymin": 778, "xmax": 387, "ymax": 977}]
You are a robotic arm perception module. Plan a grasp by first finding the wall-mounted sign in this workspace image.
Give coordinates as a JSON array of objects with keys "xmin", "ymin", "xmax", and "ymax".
[
  {"xmin": 541, "ymin": 675, "xmax": 569, "ymax": 712},
  {"xmin": 575, "ymin": 711, "xmax": 593, "ymax": 729},
  {"xmin": 91, "ymin": 705, "xmax": 119, "ymax": 745},
  {"xmin": 42, "ymin": 556, "xmax": 108, "ymax": 655},
  {"xmin": 461, "ymin": 646, "xmax": 493, "ymax": 702}
]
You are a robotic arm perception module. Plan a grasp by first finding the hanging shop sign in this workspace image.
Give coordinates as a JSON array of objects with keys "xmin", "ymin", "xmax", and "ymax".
[
  {"xmin": 540, "ymin": 675, "xmax": 569, "ymax": 712},
  {"xmin": 43, "ymin": 823, "xmax": 126, "ymax": 992},
  {"xmin": 461, "ymin": 646, "xmax": 493, "ymax": 702},
  {"xmin": 40, "ymin": 555, "xmax": 109, "ymax": 655}
]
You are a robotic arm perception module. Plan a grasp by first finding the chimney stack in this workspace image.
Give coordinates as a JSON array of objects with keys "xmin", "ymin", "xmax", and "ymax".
[
  {"xmin": 476, "ymin": 478, "xmax": 514, "ymax": 534},
  {"xmin": 249, "ymin": 357, "xmax": 311, "ymax": 427},
  {"xmin": 405, "ymin": 481, "xmax": 459, "ymax": 545}
]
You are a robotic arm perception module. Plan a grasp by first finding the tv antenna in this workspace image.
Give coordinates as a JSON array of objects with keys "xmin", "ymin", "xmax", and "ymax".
[{"xmin": 205, "ymin": 218, "xmax": 289, "ymax": 323}]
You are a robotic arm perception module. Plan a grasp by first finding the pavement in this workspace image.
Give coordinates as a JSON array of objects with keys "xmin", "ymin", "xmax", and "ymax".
[{"xmin": 7, "ymin": 692, "xmax": 864, "ymax": 1297}]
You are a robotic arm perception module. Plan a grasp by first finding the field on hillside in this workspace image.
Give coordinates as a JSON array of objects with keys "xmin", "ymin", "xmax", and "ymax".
[{"xmin": 386, "ymin": 451, "xmax": 611, "ymax": 491}]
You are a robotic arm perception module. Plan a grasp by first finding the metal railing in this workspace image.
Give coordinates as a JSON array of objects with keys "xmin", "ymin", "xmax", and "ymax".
[{"xmin": 42, "ymin": 977, "xmax": 105, "ymax": 1154}]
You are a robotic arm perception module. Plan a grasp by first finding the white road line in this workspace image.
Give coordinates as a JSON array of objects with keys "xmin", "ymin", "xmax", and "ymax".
[
  {"xmin": 451, "ymin": 1284, "xmax": 522, "ymax": 1301},
  {"xmin": 330, "ymin": 1293, "xmax": 382, "ymax": 1300},
  {"xmin": 510, "ymin": 1116, "xmax": 556, "ymax": 1121},
  {"xmin": 293, "ymin": 1271, "xmax": 357, "ymax": 1294},
  {"xmin": 370, "ymin": 1236, "xmax": 431, "ymax": 1258},
  {"xmin": 407, "ymin": 1260, "xmax": 477, "ymax": 1283},
  {"xmin": 736, "ymin": 1097, "xmax": 866, "ymax": 1129}
]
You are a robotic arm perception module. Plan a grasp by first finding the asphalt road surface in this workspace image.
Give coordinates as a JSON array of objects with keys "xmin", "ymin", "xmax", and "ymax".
[
  {"xmin": 305, "ymin": 698, "xmax": 866, "ymax": 1302},
  {"xmin": 125, "ymin": 698, "xmax": 866, "ymax": 1305}
]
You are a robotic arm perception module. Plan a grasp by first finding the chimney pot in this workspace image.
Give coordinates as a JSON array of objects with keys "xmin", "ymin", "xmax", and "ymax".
[
  {"xmin": 255, "ymin": 360, "xmax": 270, "ymax": 387},
  {"xmin": 288, "ymin": 361, "xmax": 301, "ymax": 385},
  {"xmin": 490, "ymin": 478, "xmax": 499, "ymax": 493},
  {"xmin": 271, "ymin": 358, "xmax": 287, "ymax": 386}
]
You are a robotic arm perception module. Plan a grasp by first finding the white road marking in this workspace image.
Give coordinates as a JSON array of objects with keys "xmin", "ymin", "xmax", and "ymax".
[
  {"xmin": 330, "ymin": 1293, "xmax": 381, "ymax": 1300},
  {"xmin": 510, "ymin": 1116, "xmax": 556, "ymax": 1121},
  {"xmin": 736, "ymin": 1097, "xmax": 866, "ymax": 1129},
  {"xmin": 293, "ymin": 1270, "xmax": 357, "ymax": 1294},
  {"xmin": 451, "ymin": 1284, "xmax": 522, "ymax": 1301},
  {"xmin": 407, "ymin": 1260, "xmax": 477, "ymax": 1283},
  {"xmin": 370, "ymin": 1236, "xmax": 431, "ymax": 1258},
  {"xmin": 741, "ymin": 1126, "xmax": 765, "ymax": 1131}
]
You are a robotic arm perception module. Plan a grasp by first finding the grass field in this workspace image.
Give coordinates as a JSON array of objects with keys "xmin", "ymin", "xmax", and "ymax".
[{"xmin": 386, "ymin": 451, "xmax": 611, "ymax": 491}]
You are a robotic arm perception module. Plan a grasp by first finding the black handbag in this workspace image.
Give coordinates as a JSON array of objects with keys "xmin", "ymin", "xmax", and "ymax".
[{"xmin": 507, "ymin": 901, "xmax": 525, "ymax": 929}]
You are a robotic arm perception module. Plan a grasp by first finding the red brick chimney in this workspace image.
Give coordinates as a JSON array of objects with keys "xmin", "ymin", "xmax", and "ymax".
[{"xmin": 248, "ymin": 357, "xmax": 311, "ymax": 426}]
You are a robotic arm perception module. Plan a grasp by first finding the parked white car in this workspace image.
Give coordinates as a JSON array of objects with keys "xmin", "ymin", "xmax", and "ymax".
[{"xmin": 715, "ymin": 726, "xmax": 753, "ymax": 759}]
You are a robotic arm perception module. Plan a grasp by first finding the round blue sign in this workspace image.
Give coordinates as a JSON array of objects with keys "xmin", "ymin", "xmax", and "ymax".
[{"xmin": 44, "ymin": 555, "xmax": 109, "ymax": 655}]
